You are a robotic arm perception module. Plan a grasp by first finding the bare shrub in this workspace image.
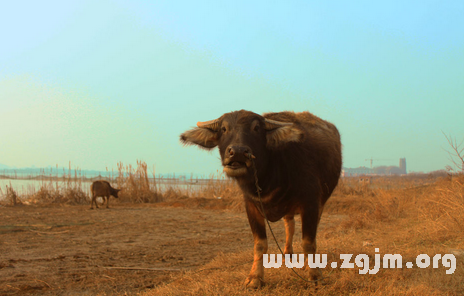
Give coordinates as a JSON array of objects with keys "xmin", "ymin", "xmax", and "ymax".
[
  {"xmin": 420, "ymin": 174, "xmax": 464, "ymax": 241},
  {"xmin": 442, "ymin": 132, "xmax": 464, "ymax": 173},
  {"xmin": 63, "ymin": 187, "xmax": 89, "ymax": 205},
  {"xmin": 31, "ymin": 185, "xmax": 63, "ymax": 203},
  {"xmin": 116, "ymin": 160, "xmax": 164, "ymax": 203},
  {"xmin": 5, "ymin": 184, "xmax": 20, "ymax": 205}
]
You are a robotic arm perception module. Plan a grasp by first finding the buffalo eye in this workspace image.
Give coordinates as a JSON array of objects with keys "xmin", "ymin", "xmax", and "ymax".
[
  {"xmin": 251, "ymin": 121, "xmax": 260, "ymax": 133},
  {"xmin": 221, "ymin": 126, "xmax": 227, "ymax": 133}
]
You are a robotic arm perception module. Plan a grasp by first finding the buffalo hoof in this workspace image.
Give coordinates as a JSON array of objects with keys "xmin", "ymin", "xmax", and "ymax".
[
  {"xmin": 309, "ymin": 267, "xmax": 322, "ymax": 284},
  {"xmin": 244, "ymin": 276, "xmax": 263, "ymax": 289}
]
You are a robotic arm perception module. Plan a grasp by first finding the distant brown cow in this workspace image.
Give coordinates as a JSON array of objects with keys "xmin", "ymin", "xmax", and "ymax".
[
  {"xmin": 90, "ymin": 180, "xmax": 120, "ymax": 209},
  {"xmin": 180, "ymin": 110, "xmax": 342, "ymax": 288}
]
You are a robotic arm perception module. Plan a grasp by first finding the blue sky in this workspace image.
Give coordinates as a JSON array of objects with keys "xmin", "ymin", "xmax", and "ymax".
[{"xmin": 1, "ymin": 0, "xmax": 463, "ymax": 175}]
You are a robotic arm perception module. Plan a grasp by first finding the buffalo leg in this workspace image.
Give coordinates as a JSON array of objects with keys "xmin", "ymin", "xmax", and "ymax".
[
  {"xmin": 244, "ymin": 200, "xmax": 267, "ymax": 289},
  {"xmin": 283, "ymin": 214, "xmax": 295, "ymax": 255},
  {"xmin": 106, "ymin": 196, "xmax": 110, "ymax": 208},
  {"xmin": 301, "ymin": 204, "xmax": 323, "ymax": 282},
  {"xmin": 90, "ymin": 196, "xmax": 98, "ymax": 209},
  {"xmin": 100, "ymin": 197, "xmax": 106, "ymax": 207}
]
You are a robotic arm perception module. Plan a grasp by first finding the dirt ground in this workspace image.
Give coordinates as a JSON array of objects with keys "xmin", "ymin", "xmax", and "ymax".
[{"xmin": 0, "ymin": 198, "xmax": 343, "ymax": 295}]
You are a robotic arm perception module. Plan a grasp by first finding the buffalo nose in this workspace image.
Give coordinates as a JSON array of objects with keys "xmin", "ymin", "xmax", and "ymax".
[
  {"xmin": 227, "ymin": 147, "xmax": 235, "ymax": 157},
  {"xmin": 227, "ymin": 146, "xmax": 250, "ymax": 158}
]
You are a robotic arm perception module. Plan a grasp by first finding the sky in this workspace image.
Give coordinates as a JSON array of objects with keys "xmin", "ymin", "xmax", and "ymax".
[{"xmin": 1, "ymin": 0, "xmax": 463, "ymax": 175}]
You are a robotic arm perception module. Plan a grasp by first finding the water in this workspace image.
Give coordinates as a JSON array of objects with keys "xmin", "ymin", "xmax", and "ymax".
[{"xmin": 0, "ymin": 177, "xmax": 227, "ymax": 201}]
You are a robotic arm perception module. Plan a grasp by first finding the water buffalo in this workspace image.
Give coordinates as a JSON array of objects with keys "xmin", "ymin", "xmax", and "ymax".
[
  {"xmin": 90, "ymin": 180, "xmax": 120, "ymax": 209},
  {"xmin": 180, "ymin": 110, "xmax": 342, "ymax": 288}
]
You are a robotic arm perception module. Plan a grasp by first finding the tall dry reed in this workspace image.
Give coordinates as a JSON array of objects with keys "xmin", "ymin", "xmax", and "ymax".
[{"xmin": 116, "ymin": 160, "xmax": 164, "ymax": 203}]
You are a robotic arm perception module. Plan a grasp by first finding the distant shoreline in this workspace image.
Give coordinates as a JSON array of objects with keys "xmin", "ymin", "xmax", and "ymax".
[{"xmin": 0, "ymin": 175, "xmax": 227, "ymax": 185}]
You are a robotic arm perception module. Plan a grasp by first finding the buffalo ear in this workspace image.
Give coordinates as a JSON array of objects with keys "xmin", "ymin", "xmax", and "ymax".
[
  {"xmin": 180, "ymin": 128, "xmax": 219, "ymax": 150},
  {"xmin": 265, "ymin": 124, "xmax": 303, "ymax": 149}
]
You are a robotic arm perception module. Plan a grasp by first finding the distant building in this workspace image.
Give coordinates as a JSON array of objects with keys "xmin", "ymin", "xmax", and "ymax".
[
  {"xmin": 342, "ymin": 158, "xmax": 407, "ymax": 177},
  {"xmin": 399, "ymin": 158, "xmax": 406, "ymax": 174},
  {"xmin": 342, "ymin": 166, "xmax": 373, "ymax": 177}
]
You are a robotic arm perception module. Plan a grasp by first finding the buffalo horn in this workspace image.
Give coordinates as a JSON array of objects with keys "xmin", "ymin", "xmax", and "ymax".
[
  {"xmin": 264, "ymin": 118, "xmax": 293, "ymax": 130},
  {"xmin": 197, "ymin": 118, "xmax": 221, "ymax": 130}
]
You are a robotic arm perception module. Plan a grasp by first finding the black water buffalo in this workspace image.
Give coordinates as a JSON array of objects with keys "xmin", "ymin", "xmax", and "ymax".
[
  {"xmin": 90, "ymin": 180, "xmax": 120, "ymax": 209},
  {"xmin": 180, "ymin": 110, "xmax": 342, "ymax": 288}
]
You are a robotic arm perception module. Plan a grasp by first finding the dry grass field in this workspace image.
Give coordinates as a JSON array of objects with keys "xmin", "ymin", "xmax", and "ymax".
[{"xmin": 1, "ymin": 165, "xmax": 463, "ymax": 295}]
